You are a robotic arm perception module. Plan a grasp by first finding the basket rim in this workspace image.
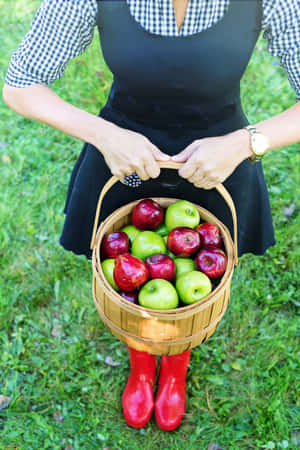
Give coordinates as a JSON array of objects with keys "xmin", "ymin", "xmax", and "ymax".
[{"xmin": 92, "ymin": 197, "xmax": 235, "ymax": 316}]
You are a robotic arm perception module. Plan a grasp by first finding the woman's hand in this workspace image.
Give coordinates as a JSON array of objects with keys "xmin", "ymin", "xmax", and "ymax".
[
  {"xmin": 172, "ymin": 130, "xmax": 253, "ymax": 189},
  {"xmin": 98, "ymin": 121, "xmax": 170, "ymax": 181}
]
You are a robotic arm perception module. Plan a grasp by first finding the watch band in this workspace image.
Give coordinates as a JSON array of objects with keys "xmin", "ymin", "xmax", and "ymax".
[{"xmin": 244, "ymin": 125, "xmax": 266, "ymax": 163}]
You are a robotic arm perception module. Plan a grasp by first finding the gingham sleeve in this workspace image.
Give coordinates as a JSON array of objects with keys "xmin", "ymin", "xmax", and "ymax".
[
  {"xmin": 4, "ymin": 0, "xmax": 98, "ymax": 88},
  {"xmin": 262, "ymin": 0, "xmax": 300, "ymax": 101}
]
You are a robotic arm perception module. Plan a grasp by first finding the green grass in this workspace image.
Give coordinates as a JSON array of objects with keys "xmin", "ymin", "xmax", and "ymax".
[{"xmin": 0, "ymin": 1, "xmax": 299, "ymax": 449}]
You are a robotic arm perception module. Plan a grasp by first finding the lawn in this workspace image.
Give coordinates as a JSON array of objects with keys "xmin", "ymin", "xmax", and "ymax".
[{"xmin": 0, "ymin": 1, "xmax": 299, "ymax": 449}]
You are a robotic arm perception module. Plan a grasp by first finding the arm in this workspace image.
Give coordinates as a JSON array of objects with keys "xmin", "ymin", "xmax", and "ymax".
[
  {"xmin": 3, "ymin": 0, "xmax": 169, "ymax": 181},
  {"xmin": 173, "ymin": 0, "xmax": 300, "ymax": 189},
  {"xmin": 3, "ymin": 83, "xmax": 110, "ymax": 148},
  {"xmin": 172, "ymin": 102, "xmax": 300, "ymax": 189},
  {"xmin": 2, "ymin": 83, "xmax": 169, "ymax": 180},
  {"xmin": 253, "ymin": 102, "xmax": 300, "ymax": 150}
]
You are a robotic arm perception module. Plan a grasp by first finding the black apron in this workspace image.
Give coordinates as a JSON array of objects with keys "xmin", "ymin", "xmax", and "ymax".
[{"xmin": 60, "ymin": 0, "xmax": 276, "ymax": 259}]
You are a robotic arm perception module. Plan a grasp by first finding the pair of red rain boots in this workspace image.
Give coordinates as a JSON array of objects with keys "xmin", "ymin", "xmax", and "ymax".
[{"xmin": 122, "ymin": 347, "xmax": 191, "ymax": 431}]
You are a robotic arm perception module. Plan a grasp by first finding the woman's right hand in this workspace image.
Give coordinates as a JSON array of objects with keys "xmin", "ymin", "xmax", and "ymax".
[{"xmin": 97, "ymin": 121, "xmax": 170, "ymax": 181}]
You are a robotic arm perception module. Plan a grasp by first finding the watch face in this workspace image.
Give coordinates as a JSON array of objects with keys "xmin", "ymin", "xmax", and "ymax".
[{"xmin": 252, "ymin": 133, "xmax": 269, "ymax": 155}]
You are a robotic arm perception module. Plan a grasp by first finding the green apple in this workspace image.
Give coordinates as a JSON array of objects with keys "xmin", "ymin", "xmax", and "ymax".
[
  {"xmin": 139, "ymin": 279, "xmax": 179, "ymax": 310},
  {"xmin": 174, "ymin": 258, "xmax": 196, "ymax": 280},
  {"xmin": 176, "ymin": 271, "xmax": 212, "ymax": 305},
  {"xmin": 121, "ymin": 225, "xmax": 140, "ymax": 244},
  {"xmin": 155, "ymin": 223, "xmax": 169, "ymax": 236},
  {"xmin": 165, "ymin": 200, "xmax": 200, "ymax": 231},
  {"xmin": 131, "ymin": 231, "xmax": 167, "ymax": 260},
  {"xmin": 101, "ymin": 259, "xmax": 119, "ymax": 291}
]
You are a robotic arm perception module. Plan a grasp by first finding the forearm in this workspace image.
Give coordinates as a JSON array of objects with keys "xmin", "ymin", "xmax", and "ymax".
[
  {"xmin": 2, "ymin": 82, "xmax": 169, "ymax": 181},
  {"xmin": 234, "ymin": 101, "xmax": 300, "ymax": 157},
  {"xmin": 254, "ymin": 101, "xmax": 300, "ymax": 149},
  {"xmin": 175, "ymin": 101, "xmax": 300, "ymax": 189},
  {"xmin": 2, "ymin": 83, "xmax": 115, "ymax": 149}
]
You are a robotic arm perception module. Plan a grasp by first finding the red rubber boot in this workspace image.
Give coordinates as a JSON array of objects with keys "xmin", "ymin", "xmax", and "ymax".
[
  {"xmin": 122, "ymin": 347, "xmax": 156, "ymax": 428},
  {"xmin": 155, "ymin": 350, "xmax": 191, "ymax": 431}
]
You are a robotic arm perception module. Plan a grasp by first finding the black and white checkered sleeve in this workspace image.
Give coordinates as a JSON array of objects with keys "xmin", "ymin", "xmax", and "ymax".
[
  {"xmin": 262, "ymin": 0, "xmax": 300, "ymax": 101},
  {"xmin": 5, "ymin": 0, "xmax": 98, "ymax": 88}
]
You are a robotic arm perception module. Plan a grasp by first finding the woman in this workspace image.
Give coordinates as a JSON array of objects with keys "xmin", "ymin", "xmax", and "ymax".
[{"xmin": 3, "ymin": 0, "xmax": 300, "ymax": 431}]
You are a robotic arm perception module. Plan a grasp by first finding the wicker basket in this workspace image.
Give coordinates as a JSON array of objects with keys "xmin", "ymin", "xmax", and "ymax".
[{"xmin": 90, "ymin": 162, "xmax": 238, "ymax": 355}]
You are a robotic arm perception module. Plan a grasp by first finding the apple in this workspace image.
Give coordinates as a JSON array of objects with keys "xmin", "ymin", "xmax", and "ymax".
[
  {"xmin": 165, "ymin": 200, "xmax": 200, "ymax": 231},
  {"xmin": 195, "ymin": 223, "xmax": 222, "ymax": 248},
  {"xmin": 121, "ymin": 225, "xmax": 140, "ymax": 244},
  {"xmin": 195, "ymin": 247, "xmax": 227, "ymax": 279},
  {"xmin": 132, "ymin": 199, "xmax": 164, "ymax": 230},
  {"xmin": 174, "ymin": 258, "xmax": 196, "ymax": 281},
  {"xmin": 101, "ymin": 231, "xmax": 130, "ymax": 259},
  {"xmin": 167, "ymin": 227, "xmax": 200, "ymax": 257},
  {"xmin": 138, "ymin": 279, "xmax": 179, "ymax": 310},
  {"xmin": 131, "ymin": 231, "xmax": 167, "ymax": 260},
  {"xmin": 114, "ymin": 253, "xmax": 149, "ymax": 292},
  {"xmin": 155, "ymin": 223, "xmax": 169, "ymax": 236},
  {"xmin": 101, "ymin": 259, "xmax": 119, "ymax": 291},
  {"xmin": 120, "ymin": 290, "xmax": 138, "ymax": 304},
  {"xmin": 176, "ymin": 271, "xmax": 212, "ymax": 305},
  {"xmin": 145, "ymin": 254, "xmax": 176, "ymax": 282}
]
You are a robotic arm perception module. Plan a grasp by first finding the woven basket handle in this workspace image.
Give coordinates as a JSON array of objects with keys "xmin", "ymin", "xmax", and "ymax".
[{"xmin": 90, "ymin": 161, "xmax": 238, "ymax": 266}]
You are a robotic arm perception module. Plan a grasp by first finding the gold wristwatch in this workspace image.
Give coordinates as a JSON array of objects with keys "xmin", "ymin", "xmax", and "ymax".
[{"xmin": 244, "ymin": 125, "xmax": 270, "ymax": 163}]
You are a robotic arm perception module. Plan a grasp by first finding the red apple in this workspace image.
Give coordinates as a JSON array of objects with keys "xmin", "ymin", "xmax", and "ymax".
[
  {"xmin": 132, "ymin": 199, "xmax": 164, "ymax": 230},
  {"xmin": 120, "ymin": 290, "xmax": 139, "ymax": 304},
  {"xmin": 167, "ymin": 227, "xmax": 200, "ymax": 257},
  {"xmin": 101, "ymin": 231, "xmax": 130, "ymax": 259},
  {"xmin": 195, "ymin": 223, "xmax": 222, "ymax": 248},
  {"xmin": 114, "ymin": 253, "xmax": 149, "ymax": 292},
  {"xmin": 145, "ymin": 254, "xmax": 176, "ymax": 282},
  {"xmin": 195, "ymin": 246, "xmax": 227, "ymax": 279}
]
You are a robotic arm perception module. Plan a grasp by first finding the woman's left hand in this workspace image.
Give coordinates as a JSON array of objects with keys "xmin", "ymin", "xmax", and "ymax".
[{"xmin": 172, "ymin": 130, "xmax": 253, "ymax": 189}]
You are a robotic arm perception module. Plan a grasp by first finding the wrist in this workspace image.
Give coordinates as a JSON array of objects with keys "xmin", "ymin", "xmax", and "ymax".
[
  {"xmin": 90, "ymin": 117, "xmax": 119, "ymax": 151},
  {"xmin": 229, "ymin": 128, "xmax": 254, "ymax": 161}
]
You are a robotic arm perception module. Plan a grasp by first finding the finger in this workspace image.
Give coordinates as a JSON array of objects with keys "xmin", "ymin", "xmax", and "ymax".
[
  {"xmin": 146, "ymin": 157, "xmax": 160, "ymax": 179},
  {"xmin": 189, "ymin": 168, "xmax": 205, "ymax": 184},
  {"xmin": 194, "ymin": 179, "xmax": 219, "ymax": 189},
  {"xmin": 193, "ymin": 178, "xmax": 206, "ymax": 188},
  {"xmin": 179, "ymin": 158, "xmax": 198, "ymax": 179},
  {"xmin": 190, "ymin": 175, "xmax": 219, "ymax": 186},
  {"xmin": 112, "ymin": 169, "xmax": 126, "ymax": 183},
  {"xmin": 194, "ymin": 178, "xmax": 219, "ymax": 190},
  {"xmin": 201, "ymin": 183, "xmax": 217, "ymax": 190},
  {"xmin": 124, "ymin": 167, "xmax": 136, "ymax": 176},
  {"xmin": 110, "ymin": 165, "xmax": 123, "ymax": 178},
  {"xmin": 135, "ymin": 165, "xmax": 149, "ymax": 181},
  {"xmin": 117, "ymin": 166, "xmax": 138, "ymax": 184},
  {"xmin": 150, "ymin": 145, "xmax": 170, "ymax": 161},
  {"xmin": 172, "ymin": 141, "xmax": 198, "ymax": 162}
]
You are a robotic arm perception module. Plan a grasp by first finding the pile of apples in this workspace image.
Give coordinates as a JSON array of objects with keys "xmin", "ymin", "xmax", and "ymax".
[{"xmin": 100, "ymin": 199, "xmax": 227, "ymax": 310}]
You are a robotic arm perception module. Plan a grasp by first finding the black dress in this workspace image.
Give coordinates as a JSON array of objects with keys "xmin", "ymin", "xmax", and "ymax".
[{"xmin": 60, "ymin": 0, "xmax": 276, "ymax": 259}]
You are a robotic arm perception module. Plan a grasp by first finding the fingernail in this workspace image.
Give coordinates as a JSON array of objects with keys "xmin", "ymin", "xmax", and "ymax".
[{"xmin": 172, "ymin": 155, "xmax": 180, "ymax": 161}]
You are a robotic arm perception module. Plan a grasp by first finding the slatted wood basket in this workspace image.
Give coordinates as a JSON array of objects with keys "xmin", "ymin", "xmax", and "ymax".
[{"xmin": 90, "ymin": 162, "xmax": 238, "ymax": 355}]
